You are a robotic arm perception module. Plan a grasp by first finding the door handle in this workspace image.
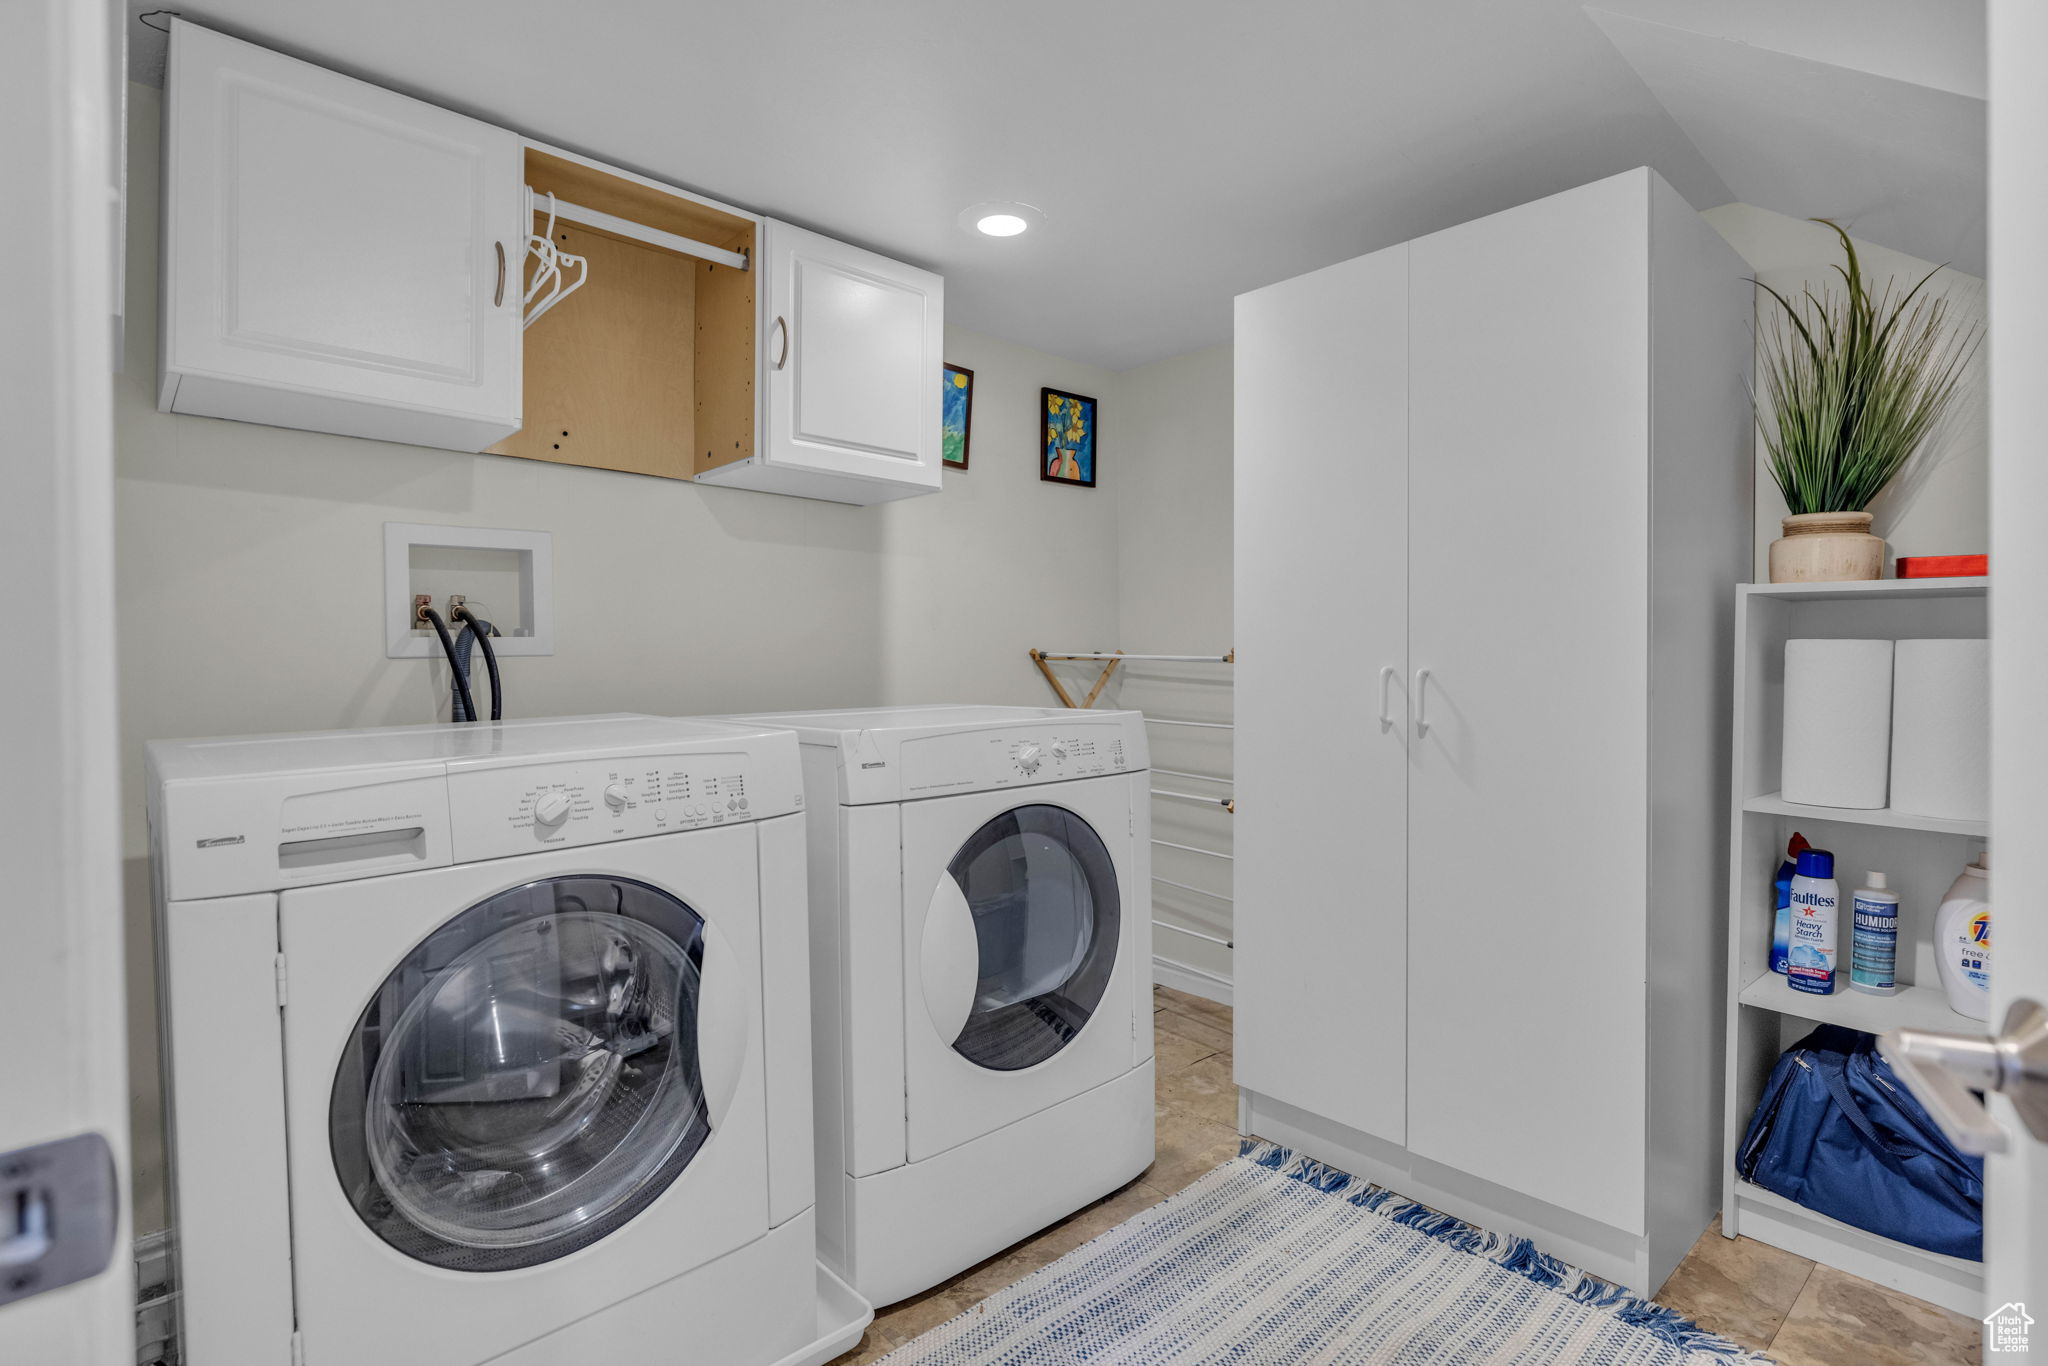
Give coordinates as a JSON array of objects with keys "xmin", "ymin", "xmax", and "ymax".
[
  {"xmin": 1378, "ymin": 666, "xmax": 1396, "ymax": 733},
  {"xmin": 1880, "ymin": 998, "xmax": 2048, "ymax": 1155},
  {"xmin": 773, "ymin": 315, "xmax": 790, "ymax": 370},
  {"xmin": 1413, "ymin": 669, "xmax": 1433, "ymax": 737},
  {"xmin": 0, "ymin": 1132, "xmax": 117, "ymax": 1309},
  {"xmin": 493, "ymin": 241, "xmax": 507, "ymax": 308}
]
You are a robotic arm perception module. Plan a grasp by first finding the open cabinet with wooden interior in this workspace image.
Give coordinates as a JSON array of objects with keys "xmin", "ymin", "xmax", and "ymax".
[
  {"xmin": 490, "ymin": 147, "xmax": 759, "ymax": 484},
  {"xmin": 160, "ymin": 18, "xmax": 944, "ymax": 505}
]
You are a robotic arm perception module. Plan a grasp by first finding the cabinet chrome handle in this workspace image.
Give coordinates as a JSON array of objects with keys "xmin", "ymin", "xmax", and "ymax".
[
  {"xmin": 1414, "ymin": 668, "xmax": 1433, "ymax": 737},
  {"xmin": 1378, "ymin": 666, "xmax": 1396, "ymax": 733},
  {"xmin": 773, "ymin": 315, "xmax": 790, "ymax": 370},
  {"xmin": 494, "ymin": 241, "xmax": 507, "ymax": 307}
]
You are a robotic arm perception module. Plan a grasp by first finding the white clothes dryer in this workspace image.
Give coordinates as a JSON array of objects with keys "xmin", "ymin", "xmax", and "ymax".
[
  {"xmin": 721, "ymin": 705, "xmax": 1156, "ymax": 1306},
  {"xmin": 148, "ymin": 715, "xmax": 870, "ymax": 1366}
]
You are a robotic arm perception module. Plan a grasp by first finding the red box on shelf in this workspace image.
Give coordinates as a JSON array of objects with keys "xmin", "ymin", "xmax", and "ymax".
[{"xmin": 1895, "ymin": 554, "xmax": 1988, "ymax": 578}]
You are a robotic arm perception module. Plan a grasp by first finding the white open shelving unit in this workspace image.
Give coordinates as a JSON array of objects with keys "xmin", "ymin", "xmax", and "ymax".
[{"xmin": 1721, "ymin": 576, "xmax": 1988, "ymax": 1317}]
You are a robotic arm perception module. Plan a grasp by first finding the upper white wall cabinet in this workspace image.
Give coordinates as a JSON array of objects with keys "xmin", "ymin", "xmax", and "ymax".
[
  {"xmin": 159, "ymin": 20, "xmax": 525, "ymax": 450},
  {"xmin": 696, "ymin": 220, "xmax": 945, "ymax": 504},
  {"xmin": 158, "ymin": 21, "xmax": 945, "ymax": 505}
]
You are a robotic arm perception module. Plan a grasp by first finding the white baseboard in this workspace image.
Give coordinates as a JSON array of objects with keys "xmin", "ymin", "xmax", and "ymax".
[
  {"xmin": 1152, "ymin": 954, "xmax": 1232, "ymax": 1007},
  {"xmin": 1242, "ymin": 1088, "xmax": 1653, "ymax": 1293}
]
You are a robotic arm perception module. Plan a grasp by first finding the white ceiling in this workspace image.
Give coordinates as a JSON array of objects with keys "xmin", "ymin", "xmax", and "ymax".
[
  {"xmin": 126, "ymin": 1, "xmax": 1982, "ymax": 370},
  {"xmin": 1591, "ymin": 7, "xmax": 1986, "ymax": 277}
]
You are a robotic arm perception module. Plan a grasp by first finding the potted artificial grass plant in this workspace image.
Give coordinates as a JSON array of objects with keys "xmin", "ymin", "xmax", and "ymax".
[{"xmin": 1756, "ymin": 221, "xmax": 1979, "ymax": 582}]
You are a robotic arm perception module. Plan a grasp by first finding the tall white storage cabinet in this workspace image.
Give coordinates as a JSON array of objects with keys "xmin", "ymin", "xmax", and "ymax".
[
  {"xmin": 159, "ymin": 20, "xmax": 525, "ymax": 449},
  {"xmin": 1234, "ymin": 168, "xmax": 1752, "ymax": 1293}
]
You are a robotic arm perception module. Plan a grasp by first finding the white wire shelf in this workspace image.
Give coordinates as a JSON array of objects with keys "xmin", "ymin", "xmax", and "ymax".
[
  {"xmin": 1152, "ymin": 919, "xmax": 1233, "ymax": 948},
  {"xmin": 1154, "ymin": 767, "xmax": 1231, "ymax": 784},
  {"xmin": 1154, "ymin": 875, "xmax": 1233, "ymax": 903},
  {"xmin": 1029, "ymin": 646, "xmax": 1236, "ymax": 959},
  {"xmin": 1035, "ymin": 650, "xmax": 1234, "ymax": 662},
  {"xmin": 1153, "ymin": 787, "xmax": 1235, "ymax": 812},
  {"xmin": 1154, "ymin": 838, "xmax": 1232, "ymax": 861}
]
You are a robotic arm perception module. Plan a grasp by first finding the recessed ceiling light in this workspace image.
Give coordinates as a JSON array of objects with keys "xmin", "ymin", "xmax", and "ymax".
[{"xmin": 958, "ymin": 201, "xmax": 1045, "ymax": 238}]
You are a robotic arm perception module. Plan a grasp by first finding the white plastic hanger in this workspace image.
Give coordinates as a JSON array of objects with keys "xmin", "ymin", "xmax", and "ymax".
[{"xmin": 522, "ymin": 190, "xmax": 588, "ymax": 330}]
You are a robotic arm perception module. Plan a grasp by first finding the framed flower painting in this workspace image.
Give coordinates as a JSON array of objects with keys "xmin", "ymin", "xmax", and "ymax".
[{"xmin": 1041, "ymin": 388, "xmax": 1097, "ymax": 488}]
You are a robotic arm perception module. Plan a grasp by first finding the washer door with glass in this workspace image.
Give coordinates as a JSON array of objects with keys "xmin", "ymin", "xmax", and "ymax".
[
  {"xmin": 905, "ymin": 774, "xmax": 1143, "ymax": 1161},
  {"xmin": 328, "ymin": 875, "xmax": 711, "ymax": 1271},
  {"xmin": 278, "ymin": 827, "xmax": 767, "ymax": 1365},
  {"xmin": 942, "ymin": 805, "xmax": 1120, "ymax": 1071}
]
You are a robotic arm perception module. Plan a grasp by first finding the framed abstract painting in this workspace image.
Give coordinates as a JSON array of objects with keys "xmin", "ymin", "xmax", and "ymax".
[
  {"xmin": 1041, "ymin": 387, "xmax": 1097, "ymax": 488},
  {"xmin": 942, "ymin": 363, "xmax": 974, "ymax": 469}
]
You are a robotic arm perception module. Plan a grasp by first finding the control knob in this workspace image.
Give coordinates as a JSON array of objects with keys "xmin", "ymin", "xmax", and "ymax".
[
  {"xmin": 603, "ymin": 783, "xmax": 630, "ymax": 812},
  {"xmin": 1016, "ymin": 743, "xmax": 1042, "ymax": 775},
  {"xmin": 533, "ymin": 791, "xmax": 573, "ymax": 828}
]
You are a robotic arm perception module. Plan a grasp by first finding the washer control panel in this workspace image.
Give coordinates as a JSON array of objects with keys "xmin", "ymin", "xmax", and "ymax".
[
  {"xmin": 900, "ymin": 727, "xmax": 1132, "ymax": 798},
  {"xmin": 449, "ymin": 751, "xmax": 759, "ymax": 859}
]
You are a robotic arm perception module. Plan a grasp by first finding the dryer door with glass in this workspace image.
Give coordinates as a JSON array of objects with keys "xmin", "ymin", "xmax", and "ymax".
[
  {"xmin": 276, "ymin": 828, "xmax": 767, "ymax": 1366},
  {"xmin": 902, "ymin": 773, "xmax": 1144, "ymax": 1162}
]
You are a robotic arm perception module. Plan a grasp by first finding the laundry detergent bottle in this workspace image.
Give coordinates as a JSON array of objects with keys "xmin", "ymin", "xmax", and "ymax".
[
  {"xmin": 1935, "ymin": 851, "xmax": 1992, "ymax": 1021},
  {"xmin": 1786, "ymin": 848, "xmax": 1839, "ymax": 995}
]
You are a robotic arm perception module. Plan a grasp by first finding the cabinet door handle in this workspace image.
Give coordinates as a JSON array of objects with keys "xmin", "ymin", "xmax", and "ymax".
[
  {"xmin": 1378, "ymin": 666, "xmax": 1397, "ymax": 733},
  {"xmin": 1414, "ymin": 668, "xmax": 1433, "ymax": 737},
  {"xmin": 494, "ymin": 241, "xmax": 507, "ymax": 308},
  {"xmin": 773, "ymin": 315, "xmax": 790, "ymax": 370}
]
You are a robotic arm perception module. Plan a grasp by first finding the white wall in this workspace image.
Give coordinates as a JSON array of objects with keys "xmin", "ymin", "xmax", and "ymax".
[
  {"xmin": 117, "ymin": 83, "xmax": 1120, "ymax": 1230},
  {"xmin": 878, "ymin": 335, "xmax": 1120, "ymax": 704},
  {"xmin": 1111, "ymin": 345, "xmax": 1236, "ymax": 995},
  {"xmin": 1702, "ymin": 203, "xmax": 1989, "ymax": 581}
]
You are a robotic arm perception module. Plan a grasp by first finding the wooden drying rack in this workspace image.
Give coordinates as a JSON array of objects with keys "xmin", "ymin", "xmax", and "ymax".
[
  {"xmin": 1028, "ymin": 648, "xmax": 1238, "ymax": 815},
  {"xmin": 1028, "ymin": 648, "xmax": 1236, "ymax": 709}
]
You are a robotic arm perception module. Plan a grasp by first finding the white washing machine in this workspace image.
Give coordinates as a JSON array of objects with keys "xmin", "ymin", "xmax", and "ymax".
[
  {"xmin": 722, "ymin": 705, "xmax": 1156, "ymax": 1306},
  {"xmin": 148, "ymin": 714, "xmax": 870, "ymax": 1366}
]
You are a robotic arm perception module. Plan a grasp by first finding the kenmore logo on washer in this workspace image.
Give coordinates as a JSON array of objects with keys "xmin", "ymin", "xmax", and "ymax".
[
  {"xmin": 195, "ymin": 835, "xmax": 245, "ymax": 848},
  {"xmin": 861, "ymin": 761, "xmax": 888, "ymax": 769}
]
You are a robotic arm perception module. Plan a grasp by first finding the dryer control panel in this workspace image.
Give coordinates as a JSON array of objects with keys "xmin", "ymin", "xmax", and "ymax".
[
  {"xmin": 899, "ymin": 726, "xmax": 1133, "ymax": 799},
  {"xmin": 449, "ymin": 750, "xmax": 764, "ymax": 860}
]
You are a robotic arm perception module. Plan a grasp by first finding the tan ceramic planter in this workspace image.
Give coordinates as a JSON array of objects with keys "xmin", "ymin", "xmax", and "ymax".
[{"xmin": 1769, "ymin": 511, "xmax": 1885, "ymax": 583}]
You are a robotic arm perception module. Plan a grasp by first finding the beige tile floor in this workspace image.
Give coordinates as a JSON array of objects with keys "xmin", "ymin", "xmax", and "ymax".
[{"xmin": 830, "ymin": 987, "xmax": 1980, "ymax": 1364}]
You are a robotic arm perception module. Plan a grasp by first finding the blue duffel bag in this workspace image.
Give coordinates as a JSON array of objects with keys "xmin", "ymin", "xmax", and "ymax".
[{"xmin": 1737, "ymin": 1024, "xmax": 1983, "ymax": 1260}]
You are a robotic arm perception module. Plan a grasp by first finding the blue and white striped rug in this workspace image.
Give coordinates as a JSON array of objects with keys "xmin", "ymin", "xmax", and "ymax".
[{"xmin": 878, "ymin": 1141, "xmax": 1766, "ymax": 1364}]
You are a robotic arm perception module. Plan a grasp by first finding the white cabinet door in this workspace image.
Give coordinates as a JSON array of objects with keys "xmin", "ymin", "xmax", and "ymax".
[
  {"xmin": 1233, "ymin": 244, "xmax": 1410, "ymax": 1146},
  {"xmin": 1405, "ymin": 172, "xmax": 1651, "ymax": 1235},
  {"xmin": 752, "ymin": 218, "xmax": 943, "ymax": 503},
  {"xmin": 1985, "ymin": 0, "xmax": 2048, "ymax": 1318},
  {"xmin": 160, "ymin": 20, "xmax": 522, "ymax": 450}
]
